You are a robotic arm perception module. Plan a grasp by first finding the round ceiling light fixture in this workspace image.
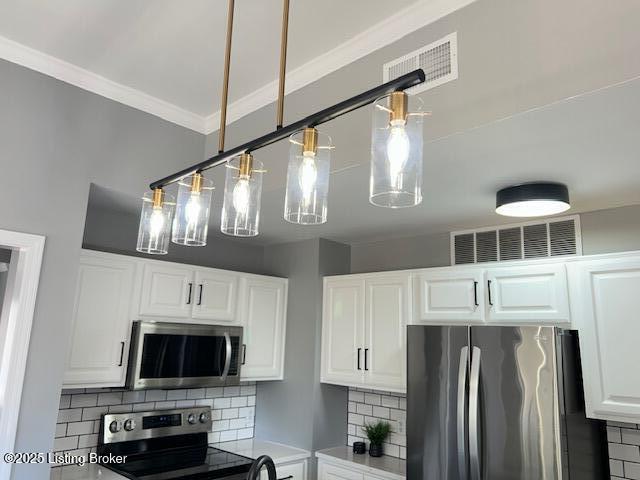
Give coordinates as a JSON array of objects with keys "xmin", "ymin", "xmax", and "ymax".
[{"xmin": 495, "ymin": 182, "xmax": 570, "ymax": 217}]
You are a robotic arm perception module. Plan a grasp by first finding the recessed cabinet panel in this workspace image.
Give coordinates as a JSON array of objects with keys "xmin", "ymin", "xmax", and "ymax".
[
  {"xmin": 486, "ymin": 264, "xmax": 570, "ymax": 323},
  {"xmin": 321, "ymin": 278, "xmax": 365, "ymax": 386},
  {"xmin": 139, "ymin": 263, "xmax": 193, "ymax": 318},
  {"xmin": 240, "ymin": 276, "xmax": 287, "ymax": 381},
  {"xmin": 191, "ymin": 269, "xmax": 239, "ymax": 322},
  {"xmin": 413, "ymin": 269, "xmax": 484, "ymax": 323},
  {"xmin": 318, "ymin": 462, "xmax": 363, "ymax": 480},
  {"xmin": 569, "ymin": 257, "xmax": 640, "ymax": 422},
  {"xmin": 64, "ymin": 252, "xmax": 135, "ymax": 387},
  {"xmin": 365, "ymin": 275, "xmax": 409, "ymax": 391}
]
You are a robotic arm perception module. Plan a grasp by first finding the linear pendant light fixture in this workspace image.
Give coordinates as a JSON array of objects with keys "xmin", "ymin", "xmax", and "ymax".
[{"xmin": 137, "ymin": 1, "xmax": 427, "ymax": 253}]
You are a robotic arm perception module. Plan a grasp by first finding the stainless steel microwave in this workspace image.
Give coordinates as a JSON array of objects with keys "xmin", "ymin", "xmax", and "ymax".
[{"xmin": 126, "ymin": 321, "xmax": 243, "ymax": 390}]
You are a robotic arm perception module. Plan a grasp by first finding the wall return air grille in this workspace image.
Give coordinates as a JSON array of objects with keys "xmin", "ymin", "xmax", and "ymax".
[
  {"xmin": 383, "ymin": 32, "xmax": 458, "ymax": 95},
  {"xmin": 450, "ymin": 215, "xmax": 582, "ymax": 265}
]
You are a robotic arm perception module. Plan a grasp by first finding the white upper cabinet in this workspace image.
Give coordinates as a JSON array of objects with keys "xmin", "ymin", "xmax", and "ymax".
[
  {"xmin": 364, "ymin": 274, "xmax": 409, "ymax": 391},
  {"xmin": 485, "ymin": 264, "xmax": 570, "ymax": 324},
  {"xmin": 139, "ymin": 262, "xmax": 193, "ymax": 318},
  {"xmin": 321, "ymin": 273, "xmax": 410, "ymax": 393},
  {"xmin": 65, "ymin": 250, "xmax": 289, "ymax": 387},
  {"xmin": 138, "ymin": 262, "xmax": 241, "ymax": 323},
  {"xmin": 413, "ymin": 269, "xmax": 485, "ymax": 324},
  {"xmin": 568, "ymin": 255, "xmax": 640, "ymax": 422},
  {"xmin": 64, "ymin": 251, "xmax": 136, "ymax": 387},
  {"xmin": 321, "ymin": 277, "xmax": 366, "ymax": 387},
  {"xmin": 191, "ymin": 269, "xmax": 239, "ymax": 321},
  {"xmin": 239, "ymin": 275, "xmax": 288, "ymax": 381}
]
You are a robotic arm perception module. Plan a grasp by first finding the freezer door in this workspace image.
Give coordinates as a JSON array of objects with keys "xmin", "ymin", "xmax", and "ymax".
[
  {"xmin": 407, "ymin": 325, "xmax": 470, "ymax": 480},
  {"xmin": 469, "ymin": 326, "xmax": 560, "ymax": 480}
]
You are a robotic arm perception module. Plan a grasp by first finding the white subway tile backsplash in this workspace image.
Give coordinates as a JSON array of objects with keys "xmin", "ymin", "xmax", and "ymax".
[
  {"xmin": 347, "ymin": 388, "xmax": 405, "ymax": 459},
  {"xmin": 166, "ymin": 389, "xmax": 187, "ymax": 401},
  {"xmin": 70, "ymin": 394, "xmax": 98, "ymax": 408},
  {"xmin": 145, "ymin": 390, "xmax": 166, "ymax": 402},
  {"xmin": 187, "ymin": 388, "xmax": 205, "ymax": 400},
  {"xmin": 609, "ymin": 421, "xmax": 640, "ymax": 479},
  {"xmin": 54, "ymin": 385, "xmax": 257, "ymax": 462},
  {"xmin": 97, "ymin": 392, "xmax": 122, "ymax": 406}
]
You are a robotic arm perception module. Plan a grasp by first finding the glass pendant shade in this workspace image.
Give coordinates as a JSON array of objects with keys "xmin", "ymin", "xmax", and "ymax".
[
  {"xmin": 136, "ymin": 189, "xmax": 175, "ymax": 255},
  {"xmin": 369, "ymin": 92, "xmax": 425, "ymax": 208},
  {"xmin": 220, "ymin": 153, "xmax": 264, "ymax": 237},
  {"xmin": 284, "ymin": 128, "xmax": 332, "ymax": 225},
  {"xmin": 172, "ymin": 173, "xmax": 214, "ymax": 246}
]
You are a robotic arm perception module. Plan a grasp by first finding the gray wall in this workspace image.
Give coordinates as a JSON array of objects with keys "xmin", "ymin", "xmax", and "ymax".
[
  {"xmin": 256, "ymin": 239, "xmax": 349, "ymax": 477},
  {"xmin": 349, "ymin": 205, "xmax": 640, "ymax": 273},
  {"xmin": 83, "ymin": 191, "xmax": 266, "ymax": 275},
  {"xmin": 0, "ymin": 58, "xmax": 205, "ymax": 480}
]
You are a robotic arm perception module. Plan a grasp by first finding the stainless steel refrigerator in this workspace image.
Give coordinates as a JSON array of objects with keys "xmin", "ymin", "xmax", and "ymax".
[{"xmin": 407, "ymin": 326, "xmax": 608, "ymax": 480}]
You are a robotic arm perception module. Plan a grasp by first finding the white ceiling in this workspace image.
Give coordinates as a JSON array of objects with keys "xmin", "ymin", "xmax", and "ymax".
[
  {"xmin": 0, "ymin": 0, "xmax": 474, "ymax": 132},
  {"xmin": 89, "ymin": 76, "xmax": 640, "ymax": 246}
]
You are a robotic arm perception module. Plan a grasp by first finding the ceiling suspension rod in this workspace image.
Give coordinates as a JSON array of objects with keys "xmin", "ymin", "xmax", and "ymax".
[
  {"xmin": 217, "ymin": 0, "xmax": 235, "ymax": 154},
  {"xmin": 276, "ymin": 0, "xmax": 290, "ymax": 129},
  {"xmin": 149, "ymin": 68, "xmax": 426, "ymax": 190}
]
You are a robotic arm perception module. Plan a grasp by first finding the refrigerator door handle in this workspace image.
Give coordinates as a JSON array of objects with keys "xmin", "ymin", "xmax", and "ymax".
[
  {"xmin": 469, "ymin": 346, "xmax": 482, "ymax": 480},
  {"xmin": 457, "ymin": 346, "xmax": 469, "ymax": 480}
]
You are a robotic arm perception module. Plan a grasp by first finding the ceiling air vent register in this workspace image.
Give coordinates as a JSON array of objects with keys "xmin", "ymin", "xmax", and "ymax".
[
  {"xmin": 450, "ymin": 215, "xmax": 581, "ymax": 265},
  {"xmin": 383, "ymin": 32, "xmax": 458, "ymax": 95}
]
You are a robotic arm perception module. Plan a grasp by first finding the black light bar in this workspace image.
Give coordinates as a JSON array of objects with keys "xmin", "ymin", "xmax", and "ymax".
[{"xmin": 149, "ymin": 69, "xmax": 426, "ymax": 190}]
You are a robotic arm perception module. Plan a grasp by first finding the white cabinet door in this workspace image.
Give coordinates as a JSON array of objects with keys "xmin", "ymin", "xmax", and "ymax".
[
  {"xmin": 569, "ymin": 257, "xmax": 640, "ymax": 422},
  {"xmin": 318, "ymin": 461, "xmax": 362, "ymax": 480},
  {"xmin": 138, "ymin": 263, "xmax": 193, "ymax": 318},
  {"xmin": 261, "ymin": 460, "xmax": 306, "ymax": 480},
  {"xmin": 191, "ymin": 269, "xmax": 239, "ymax": 322},
  {"xmin": 485, "ymin": 264, "xmax": 570, "ymax": 323},
  {"xmin": 364, "ymin": 273, "xmax": 409, "ymax": 392},
  {"xmin": 240, "ymin": 276, "xmax": 288, "ymax": 381},
  {"xmin": 321, "ymin": 278, "xmax": 365, "ymax": 387},
  {"xmin": 413, "ymin": 269, "xmax": 485, "ymax": 323},
  {"xmin": 64, "ymin": 252, "xmax": 136, "ymax": 387}
]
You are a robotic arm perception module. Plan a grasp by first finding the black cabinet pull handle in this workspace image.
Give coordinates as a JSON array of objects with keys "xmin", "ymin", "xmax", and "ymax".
[
  {"xmin": 278, "ymin": 477, "xmax": 293, "ymax": 480},
  {"xmin": 487, "ymin": 280, "xmax": 493, "ymax": 306},
  {"xmin": 473, "ymin": 281, "xmax": 479, "ymax": 307},
  {"xmin": 242, "ymin": 344, "xmax": 247, "ymax": 365},
  {"xmin": 357, "ymin": 348, "xmax": 361, "ymax": 370},
  {"xmin": 187, "ymin": 283, "xmax": 193, "ymax": 304},
  {"xmin": 364, "ymin": 348, "xmax": 369, "ymax": 371},
  {"xmin": 198, "ymin": 284, "xmax": 203, "ymax": 305},
  {"xmin": 118, "ymin": 342, "xmax": 125, "ymax": 367}
]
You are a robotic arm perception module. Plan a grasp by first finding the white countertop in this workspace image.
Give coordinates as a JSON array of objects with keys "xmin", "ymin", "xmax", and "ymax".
[
  {"xmin": 213, "ymin": 438, "xmax": 311, "ymax": 465},
  {"xmin": 316, "ymin": 446, "xmax": 406, "ymax": 480}
]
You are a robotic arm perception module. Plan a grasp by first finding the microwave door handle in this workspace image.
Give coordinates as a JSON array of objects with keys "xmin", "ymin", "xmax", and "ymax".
[{"xmin": 221, "ymin": 332, "xmax": 232, "ymax": 380}]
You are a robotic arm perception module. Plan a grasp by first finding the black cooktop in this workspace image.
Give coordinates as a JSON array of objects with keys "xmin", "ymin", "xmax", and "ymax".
[{"xmin": 102, "ymin": 445, "xmax": 253, "ymax": 480}]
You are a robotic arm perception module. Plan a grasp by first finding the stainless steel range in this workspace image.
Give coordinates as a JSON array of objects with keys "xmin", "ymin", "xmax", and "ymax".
[{"xmin": 98, "ymin": 407, "xmax": 257, "ymax": 480}]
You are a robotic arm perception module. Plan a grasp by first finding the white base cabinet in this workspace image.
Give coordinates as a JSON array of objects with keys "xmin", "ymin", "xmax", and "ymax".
[
  {"xmin": 261, "ymin": 459, "xmax": 307, "ymax": 480},
  {"xmin": 63, "ymin": 250, "xmax": 288, "ymax": 388},
  {"xmin": 568, "ymin": 255, "xmax": 640, "ymax": 423},
  {"xmin": 321, "ymin": 273, "xmax": 408, "ymax": 393},
  {"xmin": 317, "ymin": 454, "xmax": 404, "ymax": 480}
]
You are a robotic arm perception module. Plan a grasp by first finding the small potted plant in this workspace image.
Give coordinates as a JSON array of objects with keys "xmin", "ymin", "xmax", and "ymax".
[{"xmin": 362, "ymin": 421, "xmax": 391, "ymax": 457}]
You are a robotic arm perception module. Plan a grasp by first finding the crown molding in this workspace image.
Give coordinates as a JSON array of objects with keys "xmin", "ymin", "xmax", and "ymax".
[
  {"xmin": 202, "ymin": 0, "xmax": 477, "ymax": 134},
  {"xmin": 1, "ymin": 0, "xmax": 476, "ymax": 136},
  {"xmin": 0, "ymin": 35, "xmax": 207, "ymax": 133}
]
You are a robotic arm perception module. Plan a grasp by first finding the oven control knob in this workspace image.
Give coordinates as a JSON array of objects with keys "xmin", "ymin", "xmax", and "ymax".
[
  {"xmin": 109, "ymin": 421, "xmax": 121, "ymax": 433},
  {"xmin": 187, "ymin": 413, "xmax": 197, "ymax": 425},
  {"xmin": 199, "ymin": 412, "xmax": 209, "ymax": 423},
  {"xmin": 123, "ymin": 419, "xmax": 136, "ymax": 431}
]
